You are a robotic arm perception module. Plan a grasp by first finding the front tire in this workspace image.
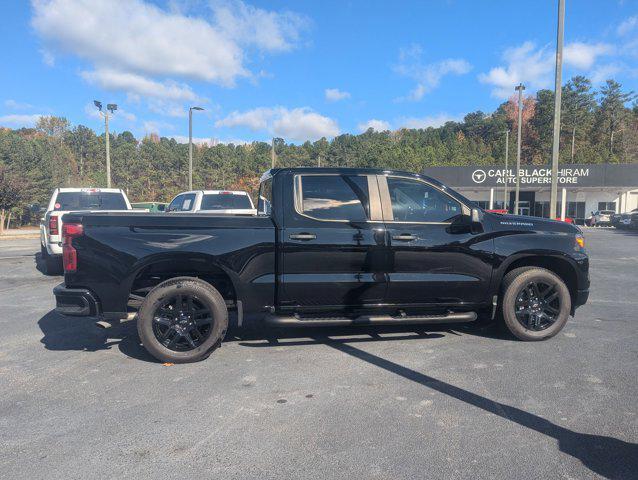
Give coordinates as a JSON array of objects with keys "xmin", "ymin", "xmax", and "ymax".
[
  {"xmin": 137, "ymin": 277, "xmax": 228, "ymax": 363},
  {"xmin": 500, "ymin": 267, "xmax": 571, "ymax": 341}
]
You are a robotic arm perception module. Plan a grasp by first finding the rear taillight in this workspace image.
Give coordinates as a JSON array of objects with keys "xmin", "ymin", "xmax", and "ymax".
[
  {"xmin": 62, "ymin": 223, "xmax": 84, "ymax": 272},
  {"xmin": 49, "ymin": 216, "xmax": 59, "ymax": 236}
]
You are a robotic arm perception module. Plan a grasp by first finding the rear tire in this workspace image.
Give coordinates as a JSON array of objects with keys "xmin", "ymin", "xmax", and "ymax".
[
  {"xmin": 137, "ymin": 277, "xmax": 228, "ymax": 363},
  {"xmin": 500, "ymin": 267, "xmax": 571, "ymax": 341},
  {"xmin": 41, "ymin": 245, "xmax": 63, "ymax": 275}
]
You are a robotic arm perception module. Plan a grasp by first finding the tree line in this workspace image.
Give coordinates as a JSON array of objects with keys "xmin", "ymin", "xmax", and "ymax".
[{"xmin": 0, "ymin": 76, "xmax": 636, "ymax": 228}]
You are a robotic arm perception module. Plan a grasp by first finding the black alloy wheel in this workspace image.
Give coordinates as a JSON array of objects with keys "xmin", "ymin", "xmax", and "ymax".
[
  {"xmin": 151, "ymin": 294, "xmax": 214, "ymax": 351},
  {"xmin": 514, "ymin": 281, "xmax": 561, "ymax": 331}
]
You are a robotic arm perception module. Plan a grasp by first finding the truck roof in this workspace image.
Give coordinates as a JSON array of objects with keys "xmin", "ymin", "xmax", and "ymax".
[
  {"xmin": 55, "ymin": 187, "xmax": 124, "ymax": 193},
  {"xmin": 263, "ymin": 167, "xmax": 445, "ymax": 188},
  {"xmin": 178, "ymin": 190, "xmax": 250, "ymax": 196}
]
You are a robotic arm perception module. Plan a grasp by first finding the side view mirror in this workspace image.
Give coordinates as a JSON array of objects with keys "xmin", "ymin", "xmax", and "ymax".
[{"xmin": 447, "ymin": 208, "xmax": 483, "ymax": 234}]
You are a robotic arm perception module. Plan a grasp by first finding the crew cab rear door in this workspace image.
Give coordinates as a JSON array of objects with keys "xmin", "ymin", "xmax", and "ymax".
[
  {"xmin": 279, "ymin": 172, "xmax": 387, "ymax": 312},
  {"xmin": 379, "ymin": 174, "xmax": 493, "ymax": 306}
]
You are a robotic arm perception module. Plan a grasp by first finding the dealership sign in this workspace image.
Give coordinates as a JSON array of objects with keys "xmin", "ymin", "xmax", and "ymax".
[{"xmin": 470, "ymin": 167, "xmax": 590, "ymax": 185}]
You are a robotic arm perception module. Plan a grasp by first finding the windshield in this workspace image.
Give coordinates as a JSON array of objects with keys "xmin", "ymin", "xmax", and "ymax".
[
  {"xmin": 200, "ymin": 193, "xmax": 253, "ymax": 210},
  {"xmin": 53, "ymin": 192, "xmax": 127, "ymax": 211}
]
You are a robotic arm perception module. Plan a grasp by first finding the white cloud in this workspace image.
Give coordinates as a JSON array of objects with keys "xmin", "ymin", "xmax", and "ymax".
[
  {"xmin": 170, "ymin": 135, "xmax": 250, "ymax": 146},
  {"xmin": 478, "ymin": 42, "xmax": 554, "ymax": 99},
  {"xmin": 216, "ymin": 106, "xmax": 339, "ymax": 142},
  {"xmin": 212, "ymin": 0, "xmax": 310, "ymax": 53},
  {"xmin": 479, "ymin": 41, "xmax": 616, "ymax": 99},
  {"xmin": 564, "ymin": 42, "xmax": 614, "ymax": 70},
  {"xmin": 143, "ymin": 120, "xmax": 176, "ymax": 134},
  {"xmin": 31, "ymin": 0, "xmax": 309, "ymax": 107},
  {"xmin": 80, "ymin": 69, "xmax": 199, "ymax": 102},
  {"xmin": 395, "ymin": 45, "xmax": 471, "ymax": 101},
  {"xmin": 397, "ymin": 113, "xmax": 459, "ymax": 129},
  {"xmin": 590, "ymin": 63, "xmax": 623, "ymax": 83},
  {"xmin": 0, "ymin": 114, "xmax": 44, "ymax": 128},
  {"xmin": 325, "ymin": 88, "xmax": 351, "ymax": 101},
  {"xmin": 617, "ymin": 15, "xmax": 638, "ymax": 36},
  {"xmin": 4, "ymin": 100, "xmax": 35, "ymax": 110},
  {"xmin": 357, "ymin": 119, "xmax": 391, "ymax": 132}
]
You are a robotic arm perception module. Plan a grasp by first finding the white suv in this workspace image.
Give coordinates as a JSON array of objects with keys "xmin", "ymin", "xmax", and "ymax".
[
  {"xmin": 166, "ymin": 190, "xmax": 256, "ymax": 215},
  {"xmin": 40, "ymin": 188, "xmax": 132, "ymax": 274}
]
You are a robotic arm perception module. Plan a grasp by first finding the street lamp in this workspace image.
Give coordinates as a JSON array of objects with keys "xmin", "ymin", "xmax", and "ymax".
[
  {"xmin": 549, "ymin": 0, "xmax": 565, "ymax": 219},
  {"xmin": 503, "ymin": 130, "xmax": 510, "ymax": 211},
  {"xmin": 514, "ymin": 83, "xmax": 525, "ymax": 215},
  {"xmin": 94, "ymin": 100, "xmax": 117, "ymax": 188},
  {"xmin": 188, "ymin": 106, "xmax": 204, "ymax": 190}
]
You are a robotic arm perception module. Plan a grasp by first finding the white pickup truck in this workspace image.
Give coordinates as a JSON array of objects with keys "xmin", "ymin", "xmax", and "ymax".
[
  {"xmin": 40, "ymin": 188, "xmax": 133, "ymax": 274},
  {"xmin": 166, "ymin": 190, "xmax": 257, "ymax": 215}
]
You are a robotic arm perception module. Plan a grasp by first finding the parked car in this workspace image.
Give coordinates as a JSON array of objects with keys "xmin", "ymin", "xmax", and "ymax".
[
  {"xmin": 486, "ymin": 209, "xmax": 508, "ymax": 214},
  {"xmin": 53, "ymin": 168, "xmax": 589, "ymax": 363},
  {"xmin": 590, "ymin": 210, "xmax": 615, "ymax": 227},
  {"xmin": 617, "ymin": 208, "xmax": 638, "ymax": 230},
  {"xmin": 39, "ymin": 188, "xmax": 133, "ymax": 274},
  {"xmin": 166, "ymin": 190, "xmax": 256, "ymax": 215},
  {"xmin": 131, "ymin": 202, "xmax": 167, "ymax": 213},
  {"xmin": 554, "ymin": 217, "xmax": 574, "ymax": 224}
]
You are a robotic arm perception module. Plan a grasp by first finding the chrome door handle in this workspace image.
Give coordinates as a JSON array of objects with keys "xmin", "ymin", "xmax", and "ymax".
[
  {"xmin": 289, "ymin": 233, "xmax": 317, "ymax": 241},
  {"xmin": 392, "ymin": 234, "xmax": 417, "ymax": 241}
]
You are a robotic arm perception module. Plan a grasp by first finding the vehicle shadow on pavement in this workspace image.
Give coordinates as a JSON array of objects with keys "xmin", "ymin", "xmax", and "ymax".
[
  {"xmin": 241, "ymin": 329, "xmax": 637, "ymax": 480},
  {"xmin": 37, "ymin": 310, "xmax": 159, "ymax": 363}
]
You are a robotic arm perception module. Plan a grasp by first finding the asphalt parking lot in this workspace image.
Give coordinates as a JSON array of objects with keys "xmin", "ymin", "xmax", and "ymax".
[{"xmin": 1, "ymin": 228, "xmax": 637, "ymax": 479}]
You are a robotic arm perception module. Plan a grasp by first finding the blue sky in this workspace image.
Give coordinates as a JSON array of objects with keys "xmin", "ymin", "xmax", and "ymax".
[{"xmin": 1, "ymin": 0, "xmax": 637, "ymax": 144}]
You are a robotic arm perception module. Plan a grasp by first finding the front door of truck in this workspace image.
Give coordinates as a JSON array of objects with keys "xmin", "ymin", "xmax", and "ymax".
[
  {"xmin": 279, "ymin": 172, "xmax": 387, "ymax": 312},
  {"xmin": 380, "ymin": 175, "xmax": 493, "ymax": 306}
]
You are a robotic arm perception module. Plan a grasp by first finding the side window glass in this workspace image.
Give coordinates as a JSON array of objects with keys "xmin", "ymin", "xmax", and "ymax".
[
  {"xmin": 181, "ymin": 193, "xmax": 196, "ymax": 211},
  {"xmin": 167, "ymin": 195, "xmax": 183, "ymax": 212},
  {"xmin": 387, "ymin": 178, "xmax": 461, "ymax": 222},
  {"xmin": 299, "ymin": 175, "xmax": 369, "ymax": 221},
  {"xmin": 257, "ymin": 178, "xmax": 273, "ymax": 215}
]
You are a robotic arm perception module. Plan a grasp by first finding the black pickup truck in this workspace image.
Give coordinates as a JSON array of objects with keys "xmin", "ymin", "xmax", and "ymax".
[{"xmin": 54, "ymin": 167, "xmax": 589, "ymax": 363}]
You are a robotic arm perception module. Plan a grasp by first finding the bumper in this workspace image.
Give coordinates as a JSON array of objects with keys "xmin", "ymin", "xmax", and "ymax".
[
  {"xmin": 53, "ymin": 283, "xmax": 100, "ymax": 316},
  {"xmin": 574, "ymin": 288, "xmax": 589, "ymax": 308},
  {"xmin": 46, "ymin": 242, "xmax": 63, "ymax": 256}
]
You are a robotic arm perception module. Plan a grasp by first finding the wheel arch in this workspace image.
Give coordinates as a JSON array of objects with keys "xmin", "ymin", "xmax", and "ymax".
[
  {"xmin": 494, "ymin": 253, "xmax": 579, "ymax": 313},
  {"xmin": 127, "ymin": 253, "xmax": 241, "ymax": 307}
]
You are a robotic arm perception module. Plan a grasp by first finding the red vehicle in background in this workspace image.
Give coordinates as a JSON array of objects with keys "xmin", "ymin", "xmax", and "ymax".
[{"xmin": 486, "ymin": 209, "xmax": 508, "ymax": 214}]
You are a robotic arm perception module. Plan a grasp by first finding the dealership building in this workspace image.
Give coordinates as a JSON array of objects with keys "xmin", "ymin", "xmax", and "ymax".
[{"xmin": 422, "ymin": 163, "xmax": 638, "ymax": 225}]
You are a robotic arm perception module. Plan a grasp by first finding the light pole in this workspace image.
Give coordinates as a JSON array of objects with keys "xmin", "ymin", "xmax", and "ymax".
[
  {"xmin": 271, "ymin": 138, "xmax": 276, "ymax": 168},
  {"xmin": 514, "ymin": 83, "xmax": 525, "ymax": 215},
  {"xmin": 94, "ymin": 100, "xmax": 117, "ymax": 188},
  {"xmin": 549, "ymin": 0, "xmax": 565, "ymax": 219},
  {"xmin": 503, "ymin": 130, "xmax": 510, "ymax": 211},
  {"xmin": 188, "ymin": 106, "xmax": 204, "ymax": 190}
]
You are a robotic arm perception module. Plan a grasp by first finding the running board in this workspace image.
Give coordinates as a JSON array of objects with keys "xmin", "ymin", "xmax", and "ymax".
[{"xmin": 265, "ymin": 311, "xmax": 477, "ymax": 327}]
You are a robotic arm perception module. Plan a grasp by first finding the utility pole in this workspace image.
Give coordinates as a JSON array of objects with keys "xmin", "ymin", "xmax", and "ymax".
[
  {"xmin": 188, "ymin": 106, "xmax": 204, "ymax": 190},
  {"xmin": 549, "ymin": 0, "xmax": 565, "ymax": 219},
  {"xmin": 514, "ymin": 83, "xmax": 525, "ymax": 214},
  {"xmin": 94, "ymin": 100, "xmax": 117, "ymax": 188},
  {"xmin": 504, "ymin": 130, "xmax": 510, "ymax": 211},
  {"xmin": 271, "ymin": 138, "xmax": 276, "ymax": 168}
]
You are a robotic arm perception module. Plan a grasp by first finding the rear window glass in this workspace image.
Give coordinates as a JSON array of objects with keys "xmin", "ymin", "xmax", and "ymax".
[
  {"xmin": 201, "ymin": 194, "xmax": 252, "ymax": 210},
  {"xmin": 53, "ymin": 192, "xmax": 127, "ymax": 211}
]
